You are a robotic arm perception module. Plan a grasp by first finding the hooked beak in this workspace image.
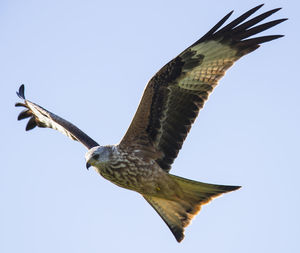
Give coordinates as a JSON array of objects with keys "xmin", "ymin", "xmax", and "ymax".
[{"xmin": 86, "ymin": 162, "xmax": 91, "ymax": 170}]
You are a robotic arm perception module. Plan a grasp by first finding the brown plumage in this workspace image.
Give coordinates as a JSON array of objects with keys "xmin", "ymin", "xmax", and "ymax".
[{"xmin": 15, "ymin": 5, "xmax": 286, "ymax": 242}]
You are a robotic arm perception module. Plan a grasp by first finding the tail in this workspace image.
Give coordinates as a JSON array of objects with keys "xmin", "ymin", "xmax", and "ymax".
[{"xmin": 143, "ymin": 174, "xmax": 240, "ymax": 242}]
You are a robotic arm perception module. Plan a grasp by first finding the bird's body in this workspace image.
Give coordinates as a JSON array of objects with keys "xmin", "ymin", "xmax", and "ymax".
[
  {"xmin": 15, "ymin": 5, "xmax": 286, "ymax": 242},
  {"xmin": 86, "ymin": 145, "xmax": 171, "ymax": 196},
  {"xmin": 85, "ymin": 143, "xmax": 239, "ymax": 242}
]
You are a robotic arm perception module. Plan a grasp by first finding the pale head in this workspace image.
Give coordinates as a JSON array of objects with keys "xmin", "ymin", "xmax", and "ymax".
[{"xmin": 85, "ymin": 145, "xmax": 113, "ymax": 169}]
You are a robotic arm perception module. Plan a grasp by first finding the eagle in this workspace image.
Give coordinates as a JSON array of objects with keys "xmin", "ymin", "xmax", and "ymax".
[{"xmin": 15, "ymin": 4, "xmax": 286, "ymax": 242}]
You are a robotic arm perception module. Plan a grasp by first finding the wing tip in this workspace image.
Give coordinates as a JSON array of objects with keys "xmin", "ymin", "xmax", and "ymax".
[
  {"xmin": 199, "ymin": 4, "xmax": 286, "ymax": 47},
  {"xmin": 249, "ymin": 3, "xmax": 265, "ymax": 13},
  {"xmin": 15, "ymin": 102, "xmax": 26, "ymax": 107},
  {"xmin": 16, "ymin": 84, "xmax": 25, "ymax": 99},
  {"xmin": 227, "ymin": 9, "xmax": 234, "ymax": 16},
  {"xmin": 15, "ymin": 84, "xmax": 37, "ymax": 131},
  {"xmin": 270, "ymin": 7, "xmax": 282, "ymax": 13},
  {"xmin": 257, "ymin": 3, "xmax": 265, "ymax": 8},
  {"xmin": 25, "ymin": 117, "xmax": 37, "ymax": 131},
  {"xmin": 17, "ymin": 109, "xmax": 32, "ymax": 121}
]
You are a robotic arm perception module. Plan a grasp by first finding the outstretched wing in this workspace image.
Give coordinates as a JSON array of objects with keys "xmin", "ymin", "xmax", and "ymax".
[
  {"xmin": 15, "ymin": 85, "xmax": 99, "ymax": 149},
  {"xmin": 120, "ymin": 5, "xmax": 286, "ymax": 172}
]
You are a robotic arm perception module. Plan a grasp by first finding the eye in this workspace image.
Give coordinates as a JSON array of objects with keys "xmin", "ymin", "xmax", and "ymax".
[{"xmin": 93, "ymin": 154, "xmax": 100, "ymax": 160}]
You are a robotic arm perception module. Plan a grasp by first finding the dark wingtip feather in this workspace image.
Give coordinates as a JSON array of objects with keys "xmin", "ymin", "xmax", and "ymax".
[
  {"xmin": 25, "ymin": 117, "xmax": 37, "ymax": 131},
  {"xmin": 195, "ymin": 10, "xmax": 234, "ymax": 44},
  {"xmin": 233, "ymin": 7, "xmax": 284, "ymax": 33},
  {"xmin": 17, "ymin": 109, "xmax": 32, "ymax": 121},
  {"xmin": 195, "ymin": 5, "xmax": 286, "ymax": 49},
  {"xmin": 215, "ymin": 4, "xmax": 265, "ymax": 35},
  {"xmin": 239, "ymin": 35, "xmax": 284, "ymax": 48},
  {"xmin": 15, "ymin": 102, "xmax": 26, "ymax": 107},
  {"xmin": 16, "ymin": 84, "xmax": 25, "ymax": 99},
  {"xmin": 258, "ymin": 7, "xmax": 283, "ymax": 19},
  {"xmin": 269, "ymin": 7, "xmax": 282, "ymax": 14},
  {"xmin": 245, "ymin": 3, "xmax": 265, "ymax": 14},
  {"xmin": 257, "ymin": 3, "xmax": 265, "ymax": 8},
  {"xmin": 235, "ymin": 19, "xmax": 287, "ymax": 41}
]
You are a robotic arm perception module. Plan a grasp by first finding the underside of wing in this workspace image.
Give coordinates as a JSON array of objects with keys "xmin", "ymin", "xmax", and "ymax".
[
  {"xmin": 120, "ymin": 5, "xmax": 286, "ymax": 171},
  {"xmin": 16, "ymin": 85, "xmax": 99, "ymax": 149}
]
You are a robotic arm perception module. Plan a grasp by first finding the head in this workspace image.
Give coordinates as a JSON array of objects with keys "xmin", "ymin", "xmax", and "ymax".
[{"xmin": 85, "ymin": 146, "xmax": 112, "ymax": 169}]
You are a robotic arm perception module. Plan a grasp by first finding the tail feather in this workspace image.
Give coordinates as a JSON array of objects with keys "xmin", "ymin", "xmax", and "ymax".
[{"xmin": 143, "ymin": 174, "xmax": 240, "ymax": 242}]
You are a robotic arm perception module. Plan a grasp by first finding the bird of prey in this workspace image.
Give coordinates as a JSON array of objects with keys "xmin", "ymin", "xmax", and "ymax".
[{"xmin": 15, "ymin": 5, "xmax": 286, "ymax": 242}]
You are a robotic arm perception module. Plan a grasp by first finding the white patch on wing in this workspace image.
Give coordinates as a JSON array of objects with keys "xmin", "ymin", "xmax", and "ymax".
[{"xmin": 179, "ymin": 40, "xmax": 238, "ymax": 91}]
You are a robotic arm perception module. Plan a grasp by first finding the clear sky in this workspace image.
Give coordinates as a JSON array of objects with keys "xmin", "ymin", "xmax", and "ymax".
[{"xmin": 1, "ymin": 0, "xmax": 299, "ymax": 252}]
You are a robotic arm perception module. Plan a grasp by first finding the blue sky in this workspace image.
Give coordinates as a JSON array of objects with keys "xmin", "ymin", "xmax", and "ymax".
[{"xmin": 1, "ymin": 0, "xmax": 299, "ymax": 252}]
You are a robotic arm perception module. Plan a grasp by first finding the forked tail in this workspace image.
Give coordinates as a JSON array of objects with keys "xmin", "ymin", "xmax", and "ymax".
[{"xmin": 143, "ymin": 174, "xmax": 240, "ymax": 242}]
